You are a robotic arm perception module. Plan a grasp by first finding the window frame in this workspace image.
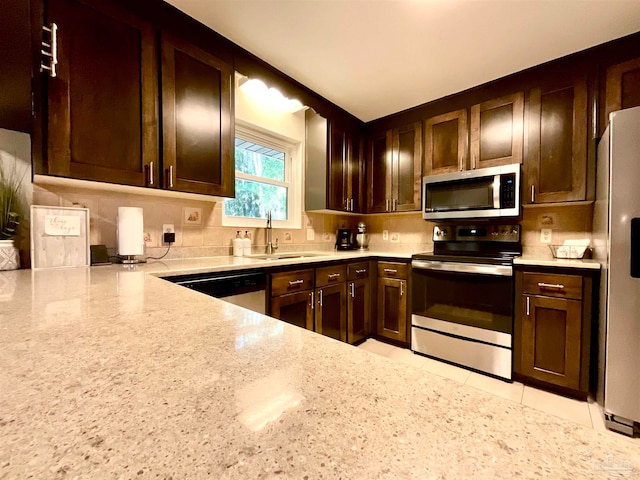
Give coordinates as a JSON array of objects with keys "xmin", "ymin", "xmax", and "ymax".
[{"xmin": 222, "ymin": 121, "xmax": 302, "ymax": 229}]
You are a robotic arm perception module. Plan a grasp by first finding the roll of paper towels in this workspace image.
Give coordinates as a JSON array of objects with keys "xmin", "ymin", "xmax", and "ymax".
[{"xmin": 117, "ymin": 207, "xmax": 144, "ymax": 256}]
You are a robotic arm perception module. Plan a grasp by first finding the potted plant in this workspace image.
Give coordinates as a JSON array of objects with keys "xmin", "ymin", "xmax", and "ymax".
[{"xmin": 0, "ymin": 160, "xmax": 25, "ymax": 270}]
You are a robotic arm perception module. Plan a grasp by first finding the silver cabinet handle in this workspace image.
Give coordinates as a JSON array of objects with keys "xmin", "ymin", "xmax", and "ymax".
[
  {"xmin": 531, "ymin": 185, "xmax": 535, "ymax": 203},
  {"xmin": 350, "ymin": 282, "xmax": 355, "ymax": 298},
  {"xmin": 328, "ymin": 273, "xmax": 341, "ymax": 280},
  {"xmin": 392, "ymin": 198, "xmax": 398, "ymax": 211},
  {"xmin": 288, "ymin": 279, "xmax": 304, "ymax": 286},
  {"xmin": 400, "ymin": 281, "xmax": 404, "ymax": 297},
  {"xmin": 526, "ymin": 296, "xmax": 530, "ymax": 316},
  {"xmin": 309, "ymin": 291, "xmax": 314, "ymax": 309},
  {"xmin": 167, "ymin": 165, "xmax": 174, "ymax": 188},
  {"xmin": 148, "ymin": 161, "xmax": 154, "ymax": 186},
  {"xmin": 384, "ymin": 268, "xmax": 398, "ymax": 274},
  {"xmin": 537, "ymin": 282, "xmax": 564, "ymax": 290},
  {"xmin": 318, "ymin": 289, "xmax": 323, "ymax": 307},
  {"xmin": 350, "ymin": 198, "xmax": 354, "ymax": 211},
  {"xmin": 355, "ymin": 269, "xmax": 367, "ymax": 275},
  {"xmin": 41, "ymin": 23, "xmax": 58, "ymax": 78},
  {"xmin": 459, "ymin": 156, "xmax": 463, "ymax": 172},
  {"xmin": 385, "ymin": 199, "xmax": 390, "ymax": 212}
]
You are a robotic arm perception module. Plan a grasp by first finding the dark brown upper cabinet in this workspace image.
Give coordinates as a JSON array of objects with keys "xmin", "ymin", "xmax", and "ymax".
[
  {"xmin": 367, "ymin": 122, "xmax": 422, "ymax": 213},
  {"xmin": 423, "ymin": 109, "xmax": 468, "ymax": 175},
  {"xmin": 524, "ymin": 77, "xmax": 588, "ymax": 204},
  {"xmin": 44, "ymin": 0, "xmax": 159, "ymax": 186},
  {"xmin": 605, "ymin": 57, "xmax": 640, "ymax": 119},
  {"xmin": 328, "ymin": 121, "xmax": 363, "ymax": 212},
  {"xmin": 470, "ymin": 92, "xmax": 524, "ymax": 169},
  {"xmin": 161, "ymin": 32, "xmax": 234, "ymax": 197}
]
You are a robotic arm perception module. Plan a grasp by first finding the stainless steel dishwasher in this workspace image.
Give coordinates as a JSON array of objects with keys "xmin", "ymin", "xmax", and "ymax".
[{"xmin": 166, "ymin": 271, "xmax": 267, "ymax": 314}]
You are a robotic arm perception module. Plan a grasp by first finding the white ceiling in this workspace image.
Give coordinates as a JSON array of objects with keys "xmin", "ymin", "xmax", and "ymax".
[{"xmin": 166, "ymin": 0, "xmax": 640, "ymax": 122}]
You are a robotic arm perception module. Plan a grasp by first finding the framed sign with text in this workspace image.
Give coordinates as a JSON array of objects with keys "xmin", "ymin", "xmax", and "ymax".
[{"xmin": 30, "ymin": 205, "xmax": 90, "ymax": 269}]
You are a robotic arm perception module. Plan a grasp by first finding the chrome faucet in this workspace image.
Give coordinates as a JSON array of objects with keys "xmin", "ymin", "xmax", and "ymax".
[{"xmin": 266, "ymin": 210, "xmax": 278, "ymax": 254}]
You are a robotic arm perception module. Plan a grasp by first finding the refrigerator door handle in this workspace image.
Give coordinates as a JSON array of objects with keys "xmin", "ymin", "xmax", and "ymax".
[{"xmin": 631, "ymin": 218, "xmax": 640, "ymax": 278}]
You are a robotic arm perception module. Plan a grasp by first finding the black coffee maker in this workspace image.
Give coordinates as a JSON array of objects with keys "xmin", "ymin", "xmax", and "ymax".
[{"xmin": 336, "ymin": 228, "xmax": 355, "ymax": 250}]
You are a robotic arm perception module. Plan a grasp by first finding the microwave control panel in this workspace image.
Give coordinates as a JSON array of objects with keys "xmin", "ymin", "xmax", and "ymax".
[{"xmin": 499, "ymin": 173, "xmax": 517, "ymax": 208}]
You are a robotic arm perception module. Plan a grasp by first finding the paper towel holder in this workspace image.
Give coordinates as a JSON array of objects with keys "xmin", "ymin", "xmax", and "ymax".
[{"xmin": 117, "ymin": 206, "xmax": 145, "ymax": 264}]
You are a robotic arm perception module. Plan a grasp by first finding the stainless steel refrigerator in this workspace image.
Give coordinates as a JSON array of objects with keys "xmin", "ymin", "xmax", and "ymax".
[{"xmin": 593, "ymin": 105, "xmax": 640, "ymax": 436}]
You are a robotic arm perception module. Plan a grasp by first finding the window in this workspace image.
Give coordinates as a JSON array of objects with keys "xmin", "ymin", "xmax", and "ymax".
[{"xmin": 223, "ymin": 123, "xmax": 301, "ymax": 228}]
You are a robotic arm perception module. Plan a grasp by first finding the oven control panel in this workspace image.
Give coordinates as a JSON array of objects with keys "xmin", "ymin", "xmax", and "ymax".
[{"xmin": 433, "ymin": 224, "xmax": 520, "ymax": 242}]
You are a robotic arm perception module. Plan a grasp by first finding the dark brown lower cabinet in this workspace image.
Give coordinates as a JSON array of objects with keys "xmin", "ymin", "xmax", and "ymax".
[
  {"xmin": 269, "ymin": 262, "xmax": 371, "ymax": 343},
  {"xmin": 270, "ymin": 290, "xmax": 314, "ymax": 331},
  {"xmin": 376, "ymin": 277, "xmax": 407, "ymax": 343},
  {"xmin": 315, "ymin": 283, "xmax": 347, "ymax": 342},
  {"xmin": 514, "ymin": 267, "xmax": 596, "ymax": 399},
  {"xmin": 521, "ymin": 295, "xmax": 582, "ymax": 389},
  {"xmin": 347, "ymin": 278, "xmax": 370, "ymax": 344}
]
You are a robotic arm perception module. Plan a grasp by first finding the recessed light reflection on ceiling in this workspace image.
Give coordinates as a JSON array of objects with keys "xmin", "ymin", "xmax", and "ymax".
[{"xmin": 238, "ymin": 77, "xmax": 306, "ymax": 114}]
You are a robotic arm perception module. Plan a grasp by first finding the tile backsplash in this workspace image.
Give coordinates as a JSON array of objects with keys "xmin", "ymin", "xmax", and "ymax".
[
  {"xmin": 32, "ymin": 183, "xmax": 361, "ymax": 260},
  {"xmin": 32, "ymin": 182, "xmax": 594, "ymax": 263}
]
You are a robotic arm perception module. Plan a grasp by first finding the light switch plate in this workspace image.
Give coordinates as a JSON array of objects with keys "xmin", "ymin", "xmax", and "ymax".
[
  {"xmin": 540, "ymin": 228, "xmax": 552, "ymax": 244},
  {"xmin": 382, "ymin": 230, "xmax": 389, "ymax": 241}
]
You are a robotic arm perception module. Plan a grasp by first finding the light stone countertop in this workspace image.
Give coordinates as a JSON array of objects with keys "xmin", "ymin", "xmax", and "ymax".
[
  {"xmin": 514, "ymin": 255, "xmax": 601, "ymax": 270},
  {"xmin": 1, "ymin": 252, "xmax": 636, "ymax": 479}
]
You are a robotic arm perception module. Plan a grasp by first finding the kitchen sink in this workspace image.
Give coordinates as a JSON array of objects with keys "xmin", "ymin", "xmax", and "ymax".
[{"xmin": 250, "ymin": 253, "xmax": 327, "ymax": 261}]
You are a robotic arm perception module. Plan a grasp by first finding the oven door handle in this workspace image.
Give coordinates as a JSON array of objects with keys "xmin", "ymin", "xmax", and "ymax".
[{"xmin": 411, "ymin": 260, "xmax": 512, "ymax": 277}]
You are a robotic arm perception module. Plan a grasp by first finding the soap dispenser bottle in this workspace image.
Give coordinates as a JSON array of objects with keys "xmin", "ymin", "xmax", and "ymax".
[
  {"xmin": 243, "ymin": 231, "xmax": 252, "ymax": 256},
  {"xmin": 233, "ymin": 231, "xmax": 243, "ymax": 257}
]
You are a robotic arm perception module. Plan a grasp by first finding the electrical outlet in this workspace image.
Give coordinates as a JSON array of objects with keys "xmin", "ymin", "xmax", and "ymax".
[
  {"xmin": 382, "ymin": 230, "xmax": 389, "ymax": 241},
  {"xmin": 540, "ymin": 228, "xmax": 552, "ymax": 244},
  {"xmin": 306, "ymin": 228, "xmax": 315, "ymax": 241},
  {"xmin": 162, "ymin": 224, "xmax": 175, "ymax": 244}
]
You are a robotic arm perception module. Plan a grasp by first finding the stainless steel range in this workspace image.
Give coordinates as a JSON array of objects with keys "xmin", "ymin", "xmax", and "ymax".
[{"xmin": 411, "ymin": 224, "xmax": 521, "ymax": 380}]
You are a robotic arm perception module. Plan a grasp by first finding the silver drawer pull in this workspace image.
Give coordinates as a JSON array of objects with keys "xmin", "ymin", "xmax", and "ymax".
[
  {"xmin": 537, "ymin": 282, "xmax": 564, "ymax": 289},
  {"xmin": 309, "ymin": 291, "xmax": 314, "ymax": 309},
  {"xmin": 526, "ymin": 296, "xmax": 530, "ymax": 316},
  {"xmin": 288, "ymin": 279, "xmax": 304, "ymax": 286},
  {"xmin": 328, "ymin": 273, "xmax": 341, "ymax": 279},
  {"xmin": 384, "ymin": 268, "xmax": 398, "ymax": 274},
  {"xmin": 355, "ymin": 269, "xmax": 367, "ymax": 274}
]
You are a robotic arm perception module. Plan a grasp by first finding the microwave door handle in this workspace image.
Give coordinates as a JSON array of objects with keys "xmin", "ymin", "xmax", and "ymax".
[{"xmin": 493, "ymin": 175, "xmax": 501, "ymax": 209}]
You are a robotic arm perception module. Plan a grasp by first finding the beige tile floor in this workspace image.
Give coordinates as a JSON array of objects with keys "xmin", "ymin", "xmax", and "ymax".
[{"xmin": 358, "ymin": 338, "xmax": 638, "ymax": 440}]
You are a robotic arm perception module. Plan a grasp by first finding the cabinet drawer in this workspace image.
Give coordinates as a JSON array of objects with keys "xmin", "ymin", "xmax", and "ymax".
[
  {"xmin": 316, "ymin": 265, "xmax": 347, "ymax": 287},
  {"xmin": 271, "ymin": 269, "xmax": 314, "ymax": 296},
  {"xmin": 348, "ymin": 262, "xmax": 370, "ymax": 280},
  {"xmin": 377, "ymin": 262, "xmax": 408, "ymax": 279},
  {"xmin": 522, "ymin": 272, "xmax": 582, "ymax": 300}
]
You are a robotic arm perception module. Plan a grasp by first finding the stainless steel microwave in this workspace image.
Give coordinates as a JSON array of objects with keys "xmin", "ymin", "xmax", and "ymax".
[{"xmin": 422, "ymin": 164, "xmax": 520, "ymax": 220}]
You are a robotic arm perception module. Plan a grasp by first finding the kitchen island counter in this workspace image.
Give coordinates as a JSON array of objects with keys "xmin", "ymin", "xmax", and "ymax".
[{"xmin": 0, "ymin": 261, "xmax": 637, "ymax": 479}]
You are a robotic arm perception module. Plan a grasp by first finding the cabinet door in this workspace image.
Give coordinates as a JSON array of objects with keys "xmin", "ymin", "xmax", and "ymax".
[
  {"xmin": 328, "ymin": 121, "xmax": 347, "ymax": 211},
  {"xmin": 377, "ymin": 277, "xmax": 407, "ymax": 343},
  {"xmin": 161, "ymin": 33, "xmax": 234, "ymax": 196},
  {"xmin": 316, "ymin": 283, "xmax": 347, "ymax": 342},
  {"xmin": 521, "ymin": 295, "xmax": 582, "ymax": 390},
  {"xmin": 347, "ymin": 278, "xmax": 370, "ymax": 344},
  {"xmin": 46, "ymin": 0, "xmax": 158, "ymax": 186},
  {"xmin": 524, "ymin": 78, "xmax": 588, "ymax": 203},
  {"xmin": 470, "ymin": 92, "xmax": 524, "ymax": 169},
  {"xmin": 270, "ymin": 290, "xmax": 314, "ymax": 331},
  {"xmin": 392, "ymin": 122, "xmax": 422, "ymax": 211},
  {"xmin": 424, "ymin": 109, "xmax": 468, "ymax": 175},
  {"xmin": 605, "ymin": 57, "xmax": 640, "ymax": 119},
  {"xmin": 347, "ymin": 133, "xmax": 364, "ymax": 213},
  {"xmin": 367, "ymin": 131, "xmax": 392, "ymax": 213}
]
